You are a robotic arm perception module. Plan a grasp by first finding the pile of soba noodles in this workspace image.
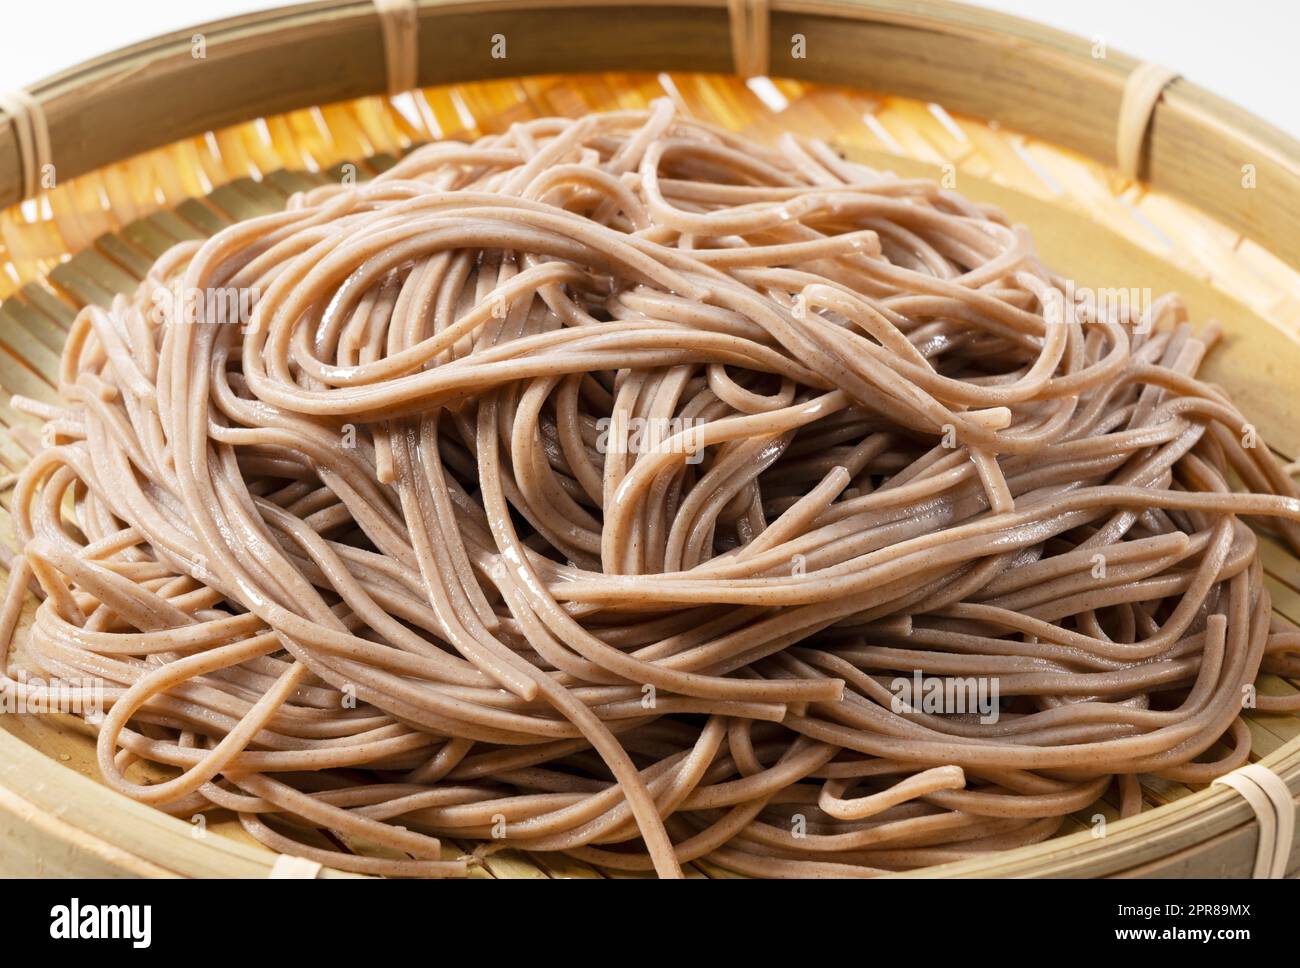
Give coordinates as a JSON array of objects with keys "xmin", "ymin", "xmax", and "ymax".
[{"xmin": 5, "ymin": 99, "xmax": 1300, "ymax": 878}]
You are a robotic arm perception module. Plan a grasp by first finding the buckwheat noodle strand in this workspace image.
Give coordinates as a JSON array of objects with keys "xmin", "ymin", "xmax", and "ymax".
[{"xmin": 4, "ymin": 100, "xmax": 1300, "ymax": 878}]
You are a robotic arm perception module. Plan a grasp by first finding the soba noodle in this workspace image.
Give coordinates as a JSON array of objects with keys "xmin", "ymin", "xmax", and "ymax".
[{"xmin": 4, "ymin": 100, "xmax": 1300, "ymax": 878}]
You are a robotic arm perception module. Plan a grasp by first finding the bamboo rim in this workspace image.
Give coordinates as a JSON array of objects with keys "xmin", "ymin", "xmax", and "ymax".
[
  {"xmin": 3, "ymin": 1, "xmax": 1299, "ymax": 271},
  {"xmin": 0, "ymin": 0, "xmax": 1297, "ymax": 879}
]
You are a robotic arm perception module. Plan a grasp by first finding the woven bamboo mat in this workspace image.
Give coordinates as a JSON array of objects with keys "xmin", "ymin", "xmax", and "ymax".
[{"xmin": 1, "ymin": 71, "xmax": 1298, "ymax": 878}]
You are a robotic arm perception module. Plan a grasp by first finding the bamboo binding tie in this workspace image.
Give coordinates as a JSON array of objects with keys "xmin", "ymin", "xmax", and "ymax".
[
  {"xmin": 0, "ymin": 89, "xmax": 52, "ymax": 201},
  {"xmin": 373, "ymin": 0, "xmax": 420, "ymax": 95},
  {"xmin": 269, "ymin": 854, "xmax": 325, "ymax": 879},
  {"xmin": 1212, "ymin": 763, "xmax": 1296, "ymax": 879},
  {"xmin": 1116, "ymin": 62, "xmax": 1179, "ymax": 181},
  {"xmin": 728, "ymin": 0, "xmax": 770, "ymax": 79}
]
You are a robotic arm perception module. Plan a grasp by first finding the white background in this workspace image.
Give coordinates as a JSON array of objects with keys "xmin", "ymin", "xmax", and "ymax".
[{"xmin": 0, "ymin": 0, "xmax": 1296, "ymax": 136}]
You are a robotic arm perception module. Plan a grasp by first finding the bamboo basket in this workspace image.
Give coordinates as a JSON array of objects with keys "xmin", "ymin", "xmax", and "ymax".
[{"xmin": 1, "ymin": 0, "xmax": 1299, "ymax": 879}]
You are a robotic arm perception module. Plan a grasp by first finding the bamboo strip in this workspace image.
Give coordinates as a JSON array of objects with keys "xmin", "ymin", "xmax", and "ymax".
[{"xmin": 0, "ymin": 0, "xmax": 1295, "ymax": 278}]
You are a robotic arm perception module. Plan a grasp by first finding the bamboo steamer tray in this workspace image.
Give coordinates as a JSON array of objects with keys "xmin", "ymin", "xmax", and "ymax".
[{"xmin": 1, "ymin": 0, "xmax": 1299, "ymax": 879}]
